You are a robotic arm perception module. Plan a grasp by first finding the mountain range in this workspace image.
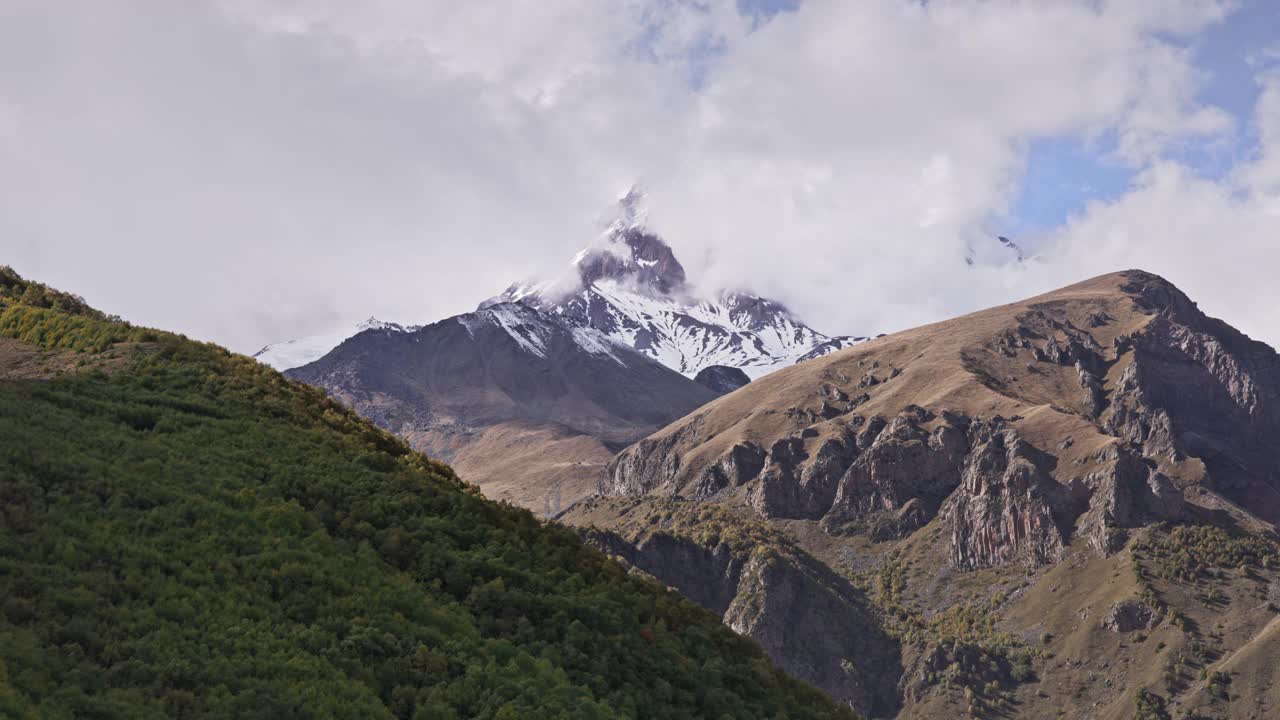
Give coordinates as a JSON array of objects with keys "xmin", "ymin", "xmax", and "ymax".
[
  {"xmin": 268, "ymin": 190, "xmax": 865, "ymax": 509},
  {"xmin": 276, "ymin": 259, "xmax": 1280, "ymax": 718}
]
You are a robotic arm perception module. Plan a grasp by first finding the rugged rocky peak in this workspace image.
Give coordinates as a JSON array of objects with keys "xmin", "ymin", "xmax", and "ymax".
[
  {"xmin": 602, "ymin": 270, "xmax": 1280, "ymax": 571},
  {"xmin": 488, "ymin": 188, "xmax": 689, "ymax": 307},
  {"xmin": 718, "ymin": 292, "xmax": 796, "ymax": 331},
  {"xmin": 573, "ymin": 224, "xmax": 688, "ymax": 297}
]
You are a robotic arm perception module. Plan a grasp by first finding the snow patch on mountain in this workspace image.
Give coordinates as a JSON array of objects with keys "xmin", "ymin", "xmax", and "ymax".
[
  {"xmin": 475, "ymin": 304, "xmax": 550, "ymax": 359},
  {"xmin": 253, "ymin": 317, "xmax": 415, "ymax": 371},
  {"xmin": 570, "ymin": 326, "xmax": 630, "ymax": 366},
  {"xmin": 458, "ymin": 302, "xmax": 631, "ymax": 367}
]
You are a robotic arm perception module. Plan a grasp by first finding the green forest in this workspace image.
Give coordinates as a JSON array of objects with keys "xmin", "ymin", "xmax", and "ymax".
[{"xmin": 0, "ymin": 268, "xmax": 857, "ymax": 719}]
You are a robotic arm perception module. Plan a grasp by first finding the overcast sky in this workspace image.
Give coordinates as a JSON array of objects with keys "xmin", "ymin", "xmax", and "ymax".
[{"xmin": 3, "ymin": 0, "xmax": 1280, "ymax": 354}]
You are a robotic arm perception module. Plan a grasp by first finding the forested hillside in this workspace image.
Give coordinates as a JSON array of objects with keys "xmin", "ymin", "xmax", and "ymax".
[{"xmin": 0, "ymin": 268, "xmax": 856, "ymax": 720}]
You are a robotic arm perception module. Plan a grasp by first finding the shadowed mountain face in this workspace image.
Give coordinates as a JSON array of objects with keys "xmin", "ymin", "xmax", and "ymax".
[
  {"xmin": 564, "ymin": 496, "xmax": 904, "ymax": 716},
  {"xmin": 694, "ymin": 364, "xmax": 752, "ymax": 394},
  {"xmin": 569, "ymin": 270, "xmax": 1280, "ymax": 718},
  {"xmin": 287, "ymin": 302, "xmax": 717, "ymax": 511}
]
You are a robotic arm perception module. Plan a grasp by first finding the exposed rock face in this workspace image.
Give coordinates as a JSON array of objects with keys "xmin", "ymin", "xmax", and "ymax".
[
  {"xmin": 601, "ymin": 271, "xmax": 1280, "ymax": 570},
  {"xmin": 1101, "ymin": 286, "xmax": 1280, "ymax": 522},
  {"xmin": 568, "ymin": 498, "xmax": 902, "ymax": 717},
  {"xmin": 1079, "ymin": 444, "xmax": 1185, "ymax": 555},
  {"xmin": 689, "ymin": 441, "xmax": 766, "ymax": 498},
  {"xmin": 723, "ymin": 552, "xmax": 901, "ymax": 716},
  {"xmin": 694, "ymin": 365, "xmax": 752, "ymax": 394},
  {"xmin": 945, "ymin": 421, "xmax": 1069, "ymax": 569},
  {"xmin": 821, "ymin": 408, "xmax": 968, "ymax": 534},
  {"xmin": 575, "ymin": 225, "xmax": 688, "ymax": 296}
]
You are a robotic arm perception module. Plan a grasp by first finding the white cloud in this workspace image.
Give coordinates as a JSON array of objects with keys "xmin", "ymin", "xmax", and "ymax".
[
  {"xmin": 646, "ymin": 0, "xmax": 1235, "ymax": 334},
  {"xmin": 2, "ymin": 0, "xmax": 1270, "ymax": 354},
  {"xmin": 1035, "ymin": 75, "xmax": 1280, "ymax": 344}
]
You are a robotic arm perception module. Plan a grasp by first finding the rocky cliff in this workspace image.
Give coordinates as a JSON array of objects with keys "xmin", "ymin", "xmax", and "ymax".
[{"xmin": 564, "ymin": 497, "xmax": 902, "ymax": 717}]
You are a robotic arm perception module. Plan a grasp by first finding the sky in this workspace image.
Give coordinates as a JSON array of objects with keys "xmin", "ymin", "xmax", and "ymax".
[{"xmin": 2, "ymin": 0, "xmax": 1280, "ymax": 354}]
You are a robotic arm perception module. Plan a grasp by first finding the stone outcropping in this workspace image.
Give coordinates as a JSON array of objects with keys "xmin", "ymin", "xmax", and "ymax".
[{"xmin": 944, "ymin": 421, "xmax": 1071, "ymax": 569}]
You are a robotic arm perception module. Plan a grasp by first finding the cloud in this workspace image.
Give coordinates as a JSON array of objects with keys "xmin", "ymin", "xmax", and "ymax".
[
  {"xmin": 1035, "ymin": 74, "xmax": 1280, "ymax": 344},
  {"xmin": 644, "ymin": 0, "xmax": 1235, "ymax": 332},
  {"xmin": 1, "ymin": 0, "xmax": 1271, "ymax": 354}
]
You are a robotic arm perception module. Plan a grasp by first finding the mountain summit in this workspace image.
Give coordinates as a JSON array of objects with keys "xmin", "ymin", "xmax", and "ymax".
[
  {"xmin": 483, "ymin": 189, "xmax": 864, "ymax": 378},
  {"xmin": 573, "ymin": 187, "xmax": 688, "ymax": 295}
]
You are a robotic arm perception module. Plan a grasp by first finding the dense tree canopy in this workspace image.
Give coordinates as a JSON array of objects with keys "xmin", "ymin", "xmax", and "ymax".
[{"xmin": 0, "ymin": 268, "xmax": 857, "ymax": 719}]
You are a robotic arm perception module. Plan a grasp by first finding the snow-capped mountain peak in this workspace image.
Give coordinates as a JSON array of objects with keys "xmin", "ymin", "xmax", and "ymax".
[
  {"xmin": 481, "ymin": 191, "xmax": 865, "ymax": 379},
  {"xmin": 256, "ymin": 189, "xmax": 865, "ymax": 377}
]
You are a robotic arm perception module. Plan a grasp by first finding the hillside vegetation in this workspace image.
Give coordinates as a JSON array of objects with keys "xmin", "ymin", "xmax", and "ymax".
[{"xmin": 0, "ymin": 267, "xmax": 856, "ymax": 720}]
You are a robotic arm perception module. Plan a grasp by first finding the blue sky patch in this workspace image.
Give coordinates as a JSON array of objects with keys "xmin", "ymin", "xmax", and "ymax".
[{"xmin": 1005, "ymin": 0, "xmax": 1278, "ymax": 239}]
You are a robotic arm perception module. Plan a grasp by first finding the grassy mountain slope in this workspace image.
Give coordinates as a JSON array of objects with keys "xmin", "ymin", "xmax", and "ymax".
[{"xmin": 0, "ymin": 268, "xmax": 856, "ymax": 720}]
